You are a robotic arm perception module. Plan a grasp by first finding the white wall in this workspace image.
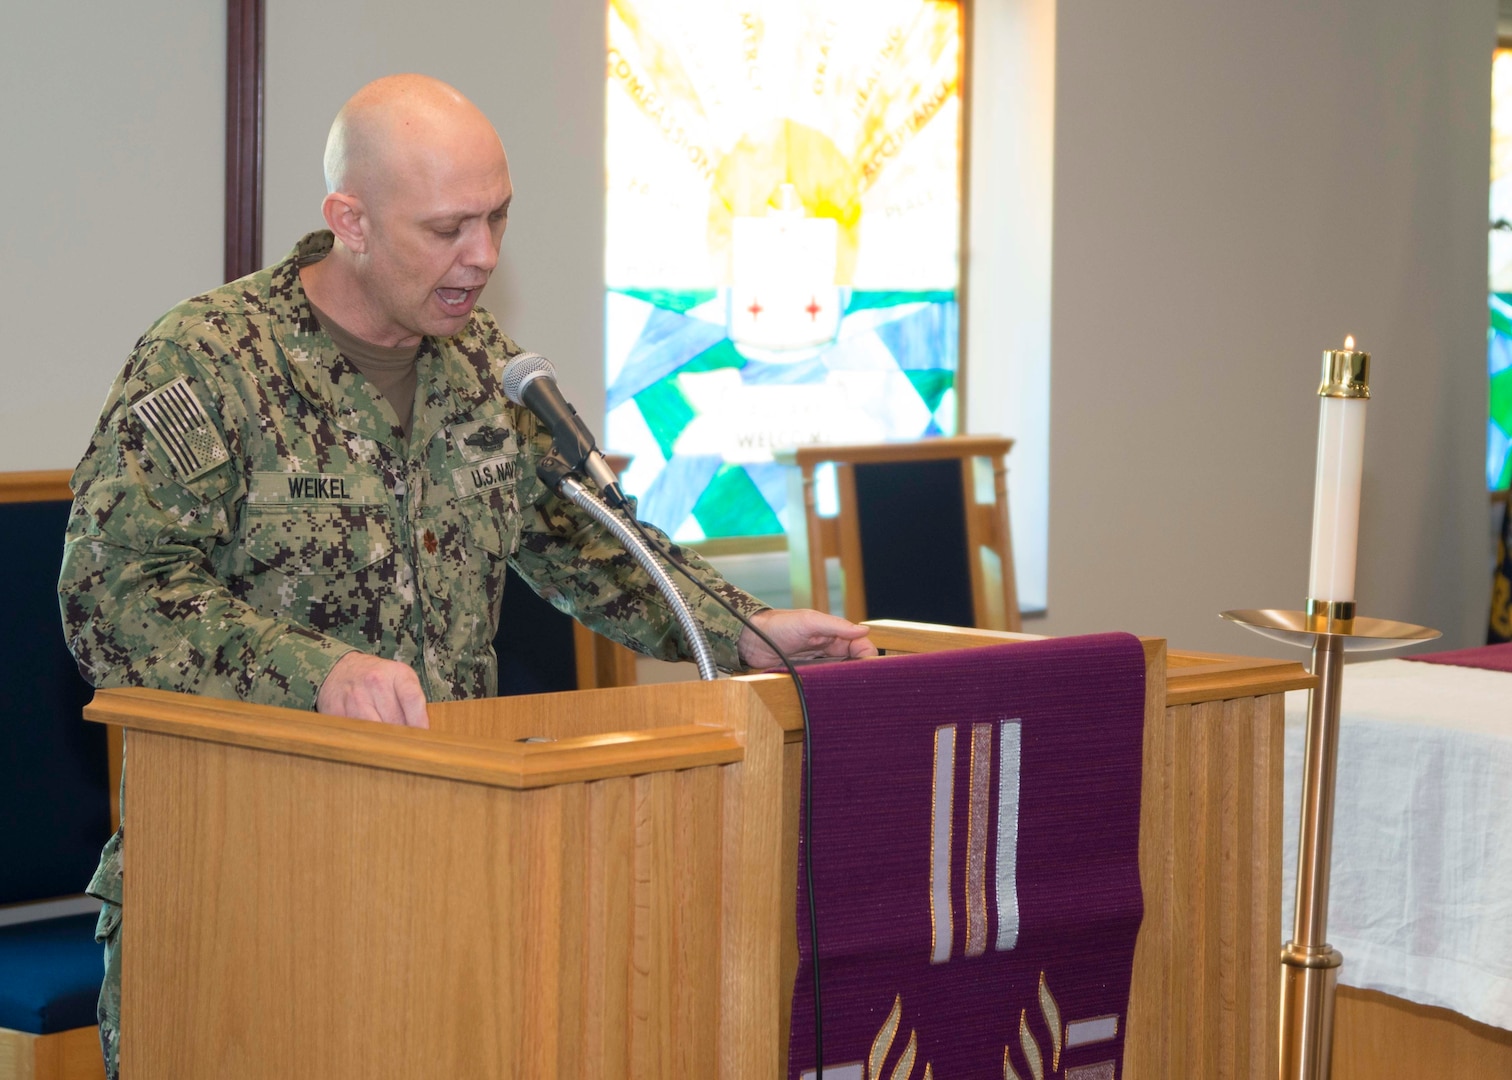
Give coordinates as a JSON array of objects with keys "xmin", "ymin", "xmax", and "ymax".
[
  {"xmin": 1036, "ymin": 0, "xmax": 1497, "ymax": 654},
  {"xmin": 0, "ymin": 3, "xmax": 224, "ymax": 471},
  {"xmin": 263, "ymin": 0, "xmax": 607, "ymax": 425}
]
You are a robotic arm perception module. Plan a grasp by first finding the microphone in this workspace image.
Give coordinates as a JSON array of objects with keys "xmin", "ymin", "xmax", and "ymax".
[{"xmin": 501, "ymin": 352, "xmax": 628, "ymax": 509}]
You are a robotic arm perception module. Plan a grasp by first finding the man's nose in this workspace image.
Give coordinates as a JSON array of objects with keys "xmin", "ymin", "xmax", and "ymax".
[{"xmin": 463, "ymin": 221, "xmax": 499, "ymax": 273}]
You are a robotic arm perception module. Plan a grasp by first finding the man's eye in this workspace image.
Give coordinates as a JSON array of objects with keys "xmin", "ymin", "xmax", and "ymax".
[{"xmin": 435, "ymin": 227, "xmax": 460, "ymax": 239}]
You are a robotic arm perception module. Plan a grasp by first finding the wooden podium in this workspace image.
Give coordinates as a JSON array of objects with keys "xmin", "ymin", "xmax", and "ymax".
[{"xmin": 85, "ymin": 624, "xmax": 1311, "ymax": 1079}]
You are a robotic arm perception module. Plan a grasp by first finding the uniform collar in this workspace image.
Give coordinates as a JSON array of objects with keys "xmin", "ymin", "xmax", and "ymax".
[{"xmin": 268, "ymin": 232, "xmax": 516, "ymax": 455}]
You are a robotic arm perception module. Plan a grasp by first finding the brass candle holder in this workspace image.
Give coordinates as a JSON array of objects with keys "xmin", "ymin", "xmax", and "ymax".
[{"xmin": 1221, "ymin": 339, "xmax": 1440, "ymax": 1080}]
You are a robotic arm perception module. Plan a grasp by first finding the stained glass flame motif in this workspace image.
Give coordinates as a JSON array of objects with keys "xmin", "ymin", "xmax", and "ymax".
[{"xmin": 606, "ymin": 0, "xmax": 962, "ymax": 540}]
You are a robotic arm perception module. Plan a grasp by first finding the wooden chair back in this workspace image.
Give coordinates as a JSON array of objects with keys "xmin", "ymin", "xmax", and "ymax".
[{"xmin": 777, "ymin": 436, "xmax": 1021, "ymax": 631}]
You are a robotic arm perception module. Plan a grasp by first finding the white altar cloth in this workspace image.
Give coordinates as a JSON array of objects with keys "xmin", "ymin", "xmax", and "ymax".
[{"xmin": 1283, "ymin": 658, "xmax": 1512, "ymax": 1031}]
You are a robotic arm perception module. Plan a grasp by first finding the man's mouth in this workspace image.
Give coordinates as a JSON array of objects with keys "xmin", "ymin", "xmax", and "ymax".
[{"xmin": 436, "ymin": 286, "xmax": 478, "ymax": 309}]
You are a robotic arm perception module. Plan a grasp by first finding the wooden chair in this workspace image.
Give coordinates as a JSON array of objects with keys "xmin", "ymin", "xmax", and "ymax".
[{"xmin": 777, "ymin": 436, "xmax": 1021, "ymax": 631}]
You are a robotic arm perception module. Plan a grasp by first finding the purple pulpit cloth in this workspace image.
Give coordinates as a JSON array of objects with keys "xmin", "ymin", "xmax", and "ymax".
[
  {"xmin": 787, "ymin": 633, "xmax": 1147, "ymax": 1080},
  {"xmin": 1405, "ymin": 642, "xmax": 1512, "ymax": 673}
]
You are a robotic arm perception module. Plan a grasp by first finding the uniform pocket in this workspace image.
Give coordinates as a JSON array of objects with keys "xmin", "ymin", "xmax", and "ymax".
[
  {"xmin": 243, "ymin": 504, "xmax": 395, "ymax": 575},
  {"xmin": 416, "ymin": 489, "xmax": 517, "ymax": 603},
  {"xmin": 460, "ymin": 496, "xmax": 509, "ymax": 557}
]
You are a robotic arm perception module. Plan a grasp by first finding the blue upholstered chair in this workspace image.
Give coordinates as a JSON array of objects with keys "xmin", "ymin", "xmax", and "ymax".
[{"xmin": 0, "ymin": 473, "xmax": 109, "ymax": 1080}]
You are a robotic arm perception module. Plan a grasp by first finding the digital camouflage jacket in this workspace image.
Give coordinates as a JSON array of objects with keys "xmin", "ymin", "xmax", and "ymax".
[{"xmin": 60, "ymin": 231, "xmax": 763, "ymax": 786}]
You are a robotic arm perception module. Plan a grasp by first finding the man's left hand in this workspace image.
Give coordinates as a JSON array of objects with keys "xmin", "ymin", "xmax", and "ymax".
[{"xmin": 737, "ymin": 608, "xmax": 878, "ymax": 669}]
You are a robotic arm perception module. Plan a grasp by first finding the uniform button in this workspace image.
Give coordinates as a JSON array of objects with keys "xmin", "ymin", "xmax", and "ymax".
[{"xmin": 423, "ymin": 529, "xmax": 438, "ymax": 554}]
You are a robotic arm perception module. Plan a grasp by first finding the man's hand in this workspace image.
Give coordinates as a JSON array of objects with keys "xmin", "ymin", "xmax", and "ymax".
[
  {"xmin": 737, "ymin": 608, "xmax": 878, "ymax": 669},
  {"xmin": 316, "ymin": 652, "xmax": 430, "ymax": 728}
]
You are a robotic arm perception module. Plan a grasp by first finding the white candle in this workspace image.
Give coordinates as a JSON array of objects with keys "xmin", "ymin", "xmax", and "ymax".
[{"xmin": 1307, "ymin": 338, "xmax": 1370, "ymax": 603}]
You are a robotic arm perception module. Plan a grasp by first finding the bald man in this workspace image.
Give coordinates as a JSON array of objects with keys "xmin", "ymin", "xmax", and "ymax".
[{"xmin": 60, "ymin": 74, "xmax": 871, "ymax": 1078}]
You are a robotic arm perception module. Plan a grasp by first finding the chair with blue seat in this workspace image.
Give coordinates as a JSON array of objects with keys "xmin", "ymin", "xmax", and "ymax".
[
  {"xmin": 0, "ymin": 915, "xmax": 104, "ymax": 1077},
  {"xmin": 0, "ymin": 471, "xmax": 110, "ymax": 1080}
]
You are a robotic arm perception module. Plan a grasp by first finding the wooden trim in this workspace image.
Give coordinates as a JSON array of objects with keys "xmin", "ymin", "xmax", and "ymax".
[
  {"xmin": 85, "ymin": 687, "xmax": 743, "ymax": 789},
  {"xmin": 0, "ymin": 470, "xmax": 73, "ymax": 503},
  {"xmin": 224, "ymin": 0, "xmax": 265, "ymax": 283},
  {"xmin": 862, "ymin": 619, "xmax": 1316, "ymax": 703},
  {"xmin": 1333, "ymin": 986, "xmax": 1512, "ymax": 1078},
  {"xmin": 989, "ymin": 453, "xmax": 1020, "ymax": 630},
  {"xmin": 862, "ymin": 619, "xmax": 1046, "ymax": 652},
  {"xmin": 0, "ymin": 1024, "xmax": 105, "ymax": 1080},
  {"xmin": 683, "ymin": 534, "xmax": 788, "ymax": 557},
  {"xmin": 107, "ymin": 726, "xmax": 122, "ymax": 834},
  {"xmin": 571, "ymin": 622, "xmax": 639, "ymax": 690},
  {"xmin": 834, "ymin": 463, "xmax": 866, "ymax": 622},
  {"xmin": 955, "ymin": 0, "xmax": 972, "ymax": 434},
  {"xmin": 775, "ymin": 434, "xmax": 1014, "ymax": 467},
  {"xmin": 961, "ymin": 456, "xmax": 991, "ymax": 627}
]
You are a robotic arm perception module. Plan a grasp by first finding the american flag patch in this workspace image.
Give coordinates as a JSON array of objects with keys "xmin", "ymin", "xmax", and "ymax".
[{"xmin": 131, "ymin": 377, "xmax": 229, "ymax": 481}]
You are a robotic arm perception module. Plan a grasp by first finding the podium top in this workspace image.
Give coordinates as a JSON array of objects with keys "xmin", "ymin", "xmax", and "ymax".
[
  {"xmin": 83, "ymin": 681, "xmax": 772, "ymax": 790},
  {"xmin": 85, "ymin": 624, "xmax": 1313, "ymax": 791}
]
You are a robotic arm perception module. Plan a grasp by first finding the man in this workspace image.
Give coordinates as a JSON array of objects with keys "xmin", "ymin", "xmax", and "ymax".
[{"xmin": 59, "ymin": 74, "xmax": 873, "ymax": 1078}]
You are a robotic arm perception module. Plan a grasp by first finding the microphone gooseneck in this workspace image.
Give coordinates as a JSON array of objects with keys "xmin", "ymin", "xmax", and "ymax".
[{"xmin": 554, "ymin": 476, "xmax": 718, "ymax": 681}]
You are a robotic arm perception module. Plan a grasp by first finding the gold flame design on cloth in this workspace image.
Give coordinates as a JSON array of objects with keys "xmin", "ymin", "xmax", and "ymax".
[
  {"xmin": 1003, "ymin": 1045, "xmax": 1023, "ymax": 1080},
  {"xmin": 890, "ymin": 1030, "xmax": 918, "ymax": 1080},
  {"xmin": 1019, "ymin": 1009, "xmax": 1045, "ymax": 1080},
  {"xmin": 865, "ymin": 994, "xmax": 935, "ymax": 1080},
  {"xmin": 869, "ymin": 994, "xmax": 903, "ymax": 1079},
  {"xmin": 1038, "ymin": 972, "xmax": 1063, "ymax": 1071}
]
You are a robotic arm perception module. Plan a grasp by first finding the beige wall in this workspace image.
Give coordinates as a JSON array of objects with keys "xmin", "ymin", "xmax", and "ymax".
[
  {"xmin": 1, "ymin": 0, "xmax": 1497, "ymax": 653},
  {"xmin": 1037, "ymin": 0, "xmax": 1496, "ymax": 652},
  {"xmin": 0, "ymin": 3, "xmax": 224, "ymax": 472}
]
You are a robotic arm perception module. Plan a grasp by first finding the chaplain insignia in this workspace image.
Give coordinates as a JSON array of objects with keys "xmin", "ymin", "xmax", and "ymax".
[{"xmin": 131, "ymin": 377, "xmax": 228, "ymax": 482}]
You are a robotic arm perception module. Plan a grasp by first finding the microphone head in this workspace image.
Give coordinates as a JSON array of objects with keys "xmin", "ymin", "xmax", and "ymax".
[{"xmin": 502, "ymin": 351, "xmax": 556, "ymax": 405}]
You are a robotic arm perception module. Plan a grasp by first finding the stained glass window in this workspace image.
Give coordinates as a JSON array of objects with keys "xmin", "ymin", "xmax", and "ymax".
[
  {"xmin": 605, "ymin": 0, "xmax": 963, "ymax": 541},
  {"xmin": 1489, "ymin": 47, "xmax": 1512, "ymax": 490}
]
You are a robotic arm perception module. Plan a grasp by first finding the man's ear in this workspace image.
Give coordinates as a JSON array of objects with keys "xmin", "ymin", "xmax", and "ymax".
[{"xmin": 322, "ymin": 191, "xmax": 368, "ymax": 254}]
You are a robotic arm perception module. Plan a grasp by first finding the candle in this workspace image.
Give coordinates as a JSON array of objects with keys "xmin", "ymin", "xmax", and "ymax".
[{"xmin": 1307, "ymin": 336, "xmax": 1371, "ymax": 605}]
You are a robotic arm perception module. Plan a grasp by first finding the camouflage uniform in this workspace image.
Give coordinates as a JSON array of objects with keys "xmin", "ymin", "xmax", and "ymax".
[{"xmin": 60, "ymin": 232, "xmax": 765, "ymax": 1078}]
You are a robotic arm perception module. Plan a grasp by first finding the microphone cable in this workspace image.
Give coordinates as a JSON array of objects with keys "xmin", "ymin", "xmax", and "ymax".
[{"xmin": 621, "ymin": 513, "xmax": 829, "ymax": 1080}]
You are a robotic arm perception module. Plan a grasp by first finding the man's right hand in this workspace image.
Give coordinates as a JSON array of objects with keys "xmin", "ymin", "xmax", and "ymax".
[{"xmin": 317, "ymin": 652, "xmax": 430, "ymax": 728}]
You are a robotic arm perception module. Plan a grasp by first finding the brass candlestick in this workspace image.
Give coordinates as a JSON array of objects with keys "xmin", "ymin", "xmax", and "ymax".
[
  {"xmin": 1221, "ymin": 608, "xmax": 1437, "ymax": 1079},
  {"xmin": 1225, "ymin": 339, "xmax": 1440, "ymax": 1077}
]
